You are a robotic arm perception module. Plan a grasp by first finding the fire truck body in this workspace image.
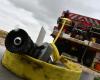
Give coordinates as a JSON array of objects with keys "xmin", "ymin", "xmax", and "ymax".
[{"xmin": 52, "ymin": 10, "xmax": 100, "ymax": 71}]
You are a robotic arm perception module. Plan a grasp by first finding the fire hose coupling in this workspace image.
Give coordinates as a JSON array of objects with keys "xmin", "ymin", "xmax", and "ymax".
[
  {"xmin": 14, "ymin": 37, "xmax": 22, "ymax": 46},
  {"xmin": 5, "ymin": 28, "xmax": 53, "ymax": 63}
]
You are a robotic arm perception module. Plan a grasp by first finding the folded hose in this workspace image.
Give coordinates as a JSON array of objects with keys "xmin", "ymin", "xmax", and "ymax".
[{"xmin": 52, "ymin": 18, "xmax": 71, "ymax": 62}]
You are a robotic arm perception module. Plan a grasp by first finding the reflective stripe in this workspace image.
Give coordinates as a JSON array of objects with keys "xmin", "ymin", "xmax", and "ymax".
[{"xmin": 69, "ymin": 12, "xmax": 100, "ymax": 26}]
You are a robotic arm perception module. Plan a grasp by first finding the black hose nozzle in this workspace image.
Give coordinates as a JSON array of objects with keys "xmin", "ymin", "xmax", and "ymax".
[
  {"xmin": 5, "ymin": 28, "xmax": 39, "ymax": 57},
  {"xmin": 5, "ymin": 28, "xmax": 53, "ymax": 62}
]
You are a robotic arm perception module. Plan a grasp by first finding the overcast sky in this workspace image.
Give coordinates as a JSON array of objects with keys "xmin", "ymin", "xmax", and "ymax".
[
  {"xmin": 0, "ymin": 0, "xmax": 53, "ymax": 42},
  {"xmin": 0, "ymin": 0, "xmax": 100, "ymax": 41},
  {"xmin": 9, "ymin": 0, "xmax": 100, "ymax": 28}
]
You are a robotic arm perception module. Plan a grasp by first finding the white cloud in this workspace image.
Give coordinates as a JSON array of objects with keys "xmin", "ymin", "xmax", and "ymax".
[
  {"xmin": 0, "ymin": 0, "xmax": 100, "ymax": 43},
  {"xmin": 0, "ymin": 0, "xmax": 53, "ymax": 43},
  {"xmin": 10, "ymin": 0, "xmax": 100, "ymax": 26}
]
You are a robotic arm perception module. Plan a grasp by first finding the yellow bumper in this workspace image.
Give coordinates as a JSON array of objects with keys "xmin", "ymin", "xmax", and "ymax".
[{"xmin": 2, "ymin": 50, "xmax": 82, "ymax": 80}]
